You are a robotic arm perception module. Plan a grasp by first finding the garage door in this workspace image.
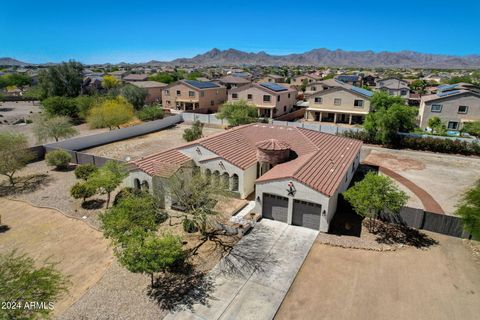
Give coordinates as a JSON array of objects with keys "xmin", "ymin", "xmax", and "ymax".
[
  {"xmin": 262, "ymin": 193, "xmax": 288, "ymax": 223},
  {"xmin": 292, "ymin": 200, "xmax": 321, "ymax": 230}
]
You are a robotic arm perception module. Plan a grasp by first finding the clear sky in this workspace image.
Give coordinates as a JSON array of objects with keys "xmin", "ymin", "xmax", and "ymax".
[{"xmin": 2, "ymin": 0, "xmax": 479, "ymax": 64}]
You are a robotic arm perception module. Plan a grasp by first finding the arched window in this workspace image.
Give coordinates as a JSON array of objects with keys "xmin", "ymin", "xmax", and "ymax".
[
  {"xmin": 204, "ymin": 169, "xmax": 211, "ymax": 178},
  {"xmin": 212, "ymin": 170, "xmax": 220, "ymax": 185},
  {"xmin": 221, "ymin": 172, "xmax": 229, "ymax": 189},
  {"xmin": 134, "ymin": 178, "xmax": 141, "ymax": 190},
  {"xmin": 141, "ymin": 180, "xmax": 149, "ymax": 191},
  {"xmin": 231, "ymin": 174, "xmax": 239, "ymax": 192}
]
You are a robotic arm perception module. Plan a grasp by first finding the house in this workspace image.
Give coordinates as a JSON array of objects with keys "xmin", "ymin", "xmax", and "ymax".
[
  {"xmin": 228, "ymin": 82, "xmax": 297, "ymax": 118},
  {"xmin": 419, "ymin": 84, "xmax": 480, "ymax": 130},
  {"xmin": 131, "ymin": 81, "xmax": 167, "ymax": 104},
  {"xmin": 127, "ymin": 124, "xmax": 362, "ymax": 232},
  {"xmin": 123, "ymin": 74, "xmax": 149, "ymax": 82},
  {"xmin": 335, "ymin": 75, "xmax": 361, "ymax": 86},
  {"xmin": 82, "ymin": 76, "xmax": 103, "ymax": 94},
  {"xmin": 361, "ymin": 74, "xmax": 377, "ymax": 87},
  {"xmin": 257, "ymin": 74, "xmax": 285, "ymax": 83},
  {"xmin": 109, "ymin": 70, "xmax": 128, "ymax": 80},
  {"xmin": 375, "ymin": 78, "xmax": 410, "ymax": 99},
  {"xmin": 305, "ymin": 85, "xmax": 373, "ymax": 124},
  {"xmin": 162, "ymin": 80, "xmax": 227, "ymax": 112},
  {"xmin": 216, "ymin": 75, "xmax": 251, "ymax": 90},
  {"xmin": 291, "ymin": 73, "xmax": 323, "ymax": 87},
  {"xmin": 303, "ymin": 79, "xmax": 350, "ymax": 97}
]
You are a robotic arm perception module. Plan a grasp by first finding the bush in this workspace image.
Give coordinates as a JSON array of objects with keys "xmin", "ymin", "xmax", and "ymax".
[
  {"xmin": 137, "ymin": 105, "xmax": 164, "ymax": 121},
  {"xmin": 182, "ymin": 218, "xmax": 198, "ymax": 233},
  {"xmin": 183, "ymin": 120, "xmax": 203, "ymax": 142},
  {"xmin": 70, "ymin": 181, "xmax": 97, "ymax": 202},
  {"xmin": 41, "ymin": 96, "xmax": 78, "ymax": 118},
  {"xmin": 74, "ymin": 164, "xmax": 98, "ymax": 180},
  {"xmin": 45, "ymin": 150, "xmax": 72, "ymax": 169}
]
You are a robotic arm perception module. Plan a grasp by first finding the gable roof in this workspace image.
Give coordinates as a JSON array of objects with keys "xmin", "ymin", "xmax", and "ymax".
[
  {"xmin": 218, "ymin": 75, "xmax": 251, "ymax": 84},
  {"xmin": 131, "ymin": 81, "xmax": 167, "ymax": 88},
  {"xmin": 230, "ymin": 82, "xmax": 296, "ymax": 95},
  {"xmin": 310, "ymin": 85, "xmax": 373, "ymax": 99},
  {"xmin": 421, "ymin": 89, "xmax": 480, "ymax": 103},
  {"xmin": 123, "ymin": 74, "xmax": 149, "ymax": 81},
  {"xmin": 163, "ymin": 80, "xmax": 224, "ymax": 91},
  {"xmin": 131, "ymin": 124, "xmax": 362, "ymax": 196}
]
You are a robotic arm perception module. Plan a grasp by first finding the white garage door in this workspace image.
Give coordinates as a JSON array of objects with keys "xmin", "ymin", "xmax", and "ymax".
[
  {"xmin": 292, "ymin": 199, "xmax": 321, "ymax": 230},
  {"xmin": 262, "ymin": 193, "xmax": 288, "ymax": 223}
]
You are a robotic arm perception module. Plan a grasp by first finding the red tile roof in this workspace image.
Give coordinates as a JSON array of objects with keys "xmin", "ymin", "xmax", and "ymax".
[{"xmin": 131, "ymin": 124, "xmax": 362, "ymax": 196}]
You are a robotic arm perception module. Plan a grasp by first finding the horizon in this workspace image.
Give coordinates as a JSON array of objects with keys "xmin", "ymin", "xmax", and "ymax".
[{"xmin": 2, "ymin": 0, "xmax": 480, "ymax": 64}]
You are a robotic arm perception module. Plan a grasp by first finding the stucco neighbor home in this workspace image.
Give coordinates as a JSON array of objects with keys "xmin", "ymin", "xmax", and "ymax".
[
  {"xmin": 305, "ymin": 85, "xmax": 373, "ymax": 124},
  {"xmin": 257, "ymin": 74, "xmax": 285, "ymax": 83},
  {"xmin": 375, "ymin": 78, "xmax": 410, "ymax": 99},
  {"xmin": 291, "ymin": 73, "xmax": 323, "ymax": 87},
  {"xmin": 131, "ymin": 81, "xmax": 167, "ymax": 104},
  {"xmin": 227, "ymin": 83, "xmax": 297, "ymax": 118},
  {"xmin": 126, "ymin": 124, "xmax": 362, "ymax": 232},
  {"xmin": 419, "ymin": 85, "xmax": 480, "ymax": 130},
  {"xmin": 162, "ymin": 80, "xmax": 227, "ymax": 113}
]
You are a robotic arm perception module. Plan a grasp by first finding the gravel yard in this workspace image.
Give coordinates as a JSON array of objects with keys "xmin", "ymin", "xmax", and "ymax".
[
  {"xmin": 363, "ymin": 146, "xmax": 480, "ymax": 215},
  {"xmin": 83, "ymin": 124, "xmax": 225, "ymax": 161}
]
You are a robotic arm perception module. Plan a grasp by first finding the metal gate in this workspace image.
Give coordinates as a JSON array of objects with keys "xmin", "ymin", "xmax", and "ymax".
[
  {"xmin": 292, "ymin": 199, "xmax": 321, "ymax": 230},
  {"xmin": 262, "ymin": 193, "xmax": 288, "ymax": 223}
]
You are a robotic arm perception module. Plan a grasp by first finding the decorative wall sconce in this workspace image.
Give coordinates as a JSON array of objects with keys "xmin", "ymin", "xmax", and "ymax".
[{"xmin": 322, "ymin": 210, "xmax": 326, "ymax": 216}]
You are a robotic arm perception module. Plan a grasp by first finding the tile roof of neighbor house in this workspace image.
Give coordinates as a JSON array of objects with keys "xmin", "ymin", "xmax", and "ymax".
[
  {"xmin": 131, "ymin": 124, "xmax": 362, "ymax": 196},
  {"xmin": 219, "ymin": 75, "xmax": 251, "ymax": 84},
  {"xmin": 123, "ymin": 74, "xmax": 149, "ymax": 81},
  {"xmin": 131, "ymin": 81, "xmax": 167, "ymax": 88}
]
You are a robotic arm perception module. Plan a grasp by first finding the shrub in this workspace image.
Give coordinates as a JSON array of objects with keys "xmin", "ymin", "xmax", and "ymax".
[
  {"xmin": 41, "ymin": 96, "xmax": 78, "ymax": 118},
  {"xmin": 137, "ymin": 105, "xmax": 164, "ymax": 121},
  {"xmin": 183, "ymin": 120, "xmax": 203, "ymax": 142},
  {"xmin": 70, "ymin": 181, "xmax": 97, "ymax": 202},
  {"xmin": 45, "ymin": 150, "xmax": 72, "ymax": 170},
  {"xmin": 182, "ymin": 218, "xmax": 198, "ymax": 233},
  {"xmin": 74, "ymin": 164, "xmax": 98, "ymax": 180}
]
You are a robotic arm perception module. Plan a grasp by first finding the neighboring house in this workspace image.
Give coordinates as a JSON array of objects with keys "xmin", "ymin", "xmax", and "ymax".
[
  {"xmin": 131, "ymin": 81, "xmax": 167, "ymax": 104},
  {"xmin": 305, "ymin": 85, "xmax": 373, "ymax": 124},
  {"xmin": 361, "ymin": 74, "xmax": 377, "ymax": 87},
  {"xmin": 291, "ymin": 73, "xmax": 323, "ymax": 87},
  {"xmin": 419, "ymin": 86, "xmax": 480, "ymax": 130},
  {"xmin": 162, "ymin": 80, "xmax": 227, "ymax": 112},
  {"xmin": 123, "ymin": 74, "xmax": 149, "ymax": 82},
  {"xmin": 335, "ymin": 75, "xmax": 361, "ymax": 86},
  {"xmin": 127, "ymin": 124, "xmax": 362, "ymax": 232},
  {"xmin": 216, "ymin": 75, "xmax": 251, "ymax": 90},
  {"xmin": 304, "ymin": 79, "xmax": 350, "ymax": 97},
  {"xmin": 228, "ymin": 82, "xmax": 297, "ymax": 118},
  {"xmin": 422, "ymin": 74, "xmax": 449, "ymax": 83},
  {"xmin": 109, "ymin": 70, "xmax": 128, "ymax": 80},
  {"xmin": 228, "ymin": 71, "xmax": 252, "ymax": 79},
  {"xmin": 257, "ymin": 74, "xmax": 285, "ymax": 83},
  {"xmin": 375, "ymin": 78, "xmax": 410, "ymax": 99},
  {"xmin": 82, "ymin": 76, "xmax": 103, "ymax": 94}
]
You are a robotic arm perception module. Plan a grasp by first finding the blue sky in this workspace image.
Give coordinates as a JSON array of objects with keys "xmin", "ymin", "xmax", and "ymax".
[{"xmin": 2, "ymin": 0, "xmax": 479, "ymax": 64}]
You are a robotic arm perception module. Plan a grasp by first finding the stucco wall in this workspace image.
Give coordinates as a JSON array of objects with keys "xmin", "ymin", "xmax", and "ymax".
[{"xmin": 307, "ymin": 89, "xmax": 371, "ymax": 114}]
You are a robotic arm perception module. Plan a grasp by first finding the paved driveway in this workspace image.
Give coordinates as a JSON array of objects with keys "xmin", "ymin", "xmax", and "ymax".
[
  {"xmin": 276, "ymin": 232, "xmax": 480, "ymax": 320},
  {"xmin": 165, "ymin": 219, "xmax": 318, "ymax": 320}
]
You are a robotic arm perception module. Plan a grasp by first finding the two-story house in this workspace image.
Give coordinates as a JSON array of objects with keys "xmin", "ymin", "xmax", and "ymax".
[
  {"xmin": 228, "ymin": 83, "xmax": 297, "ymax": 118},
  {"xmin": 162, "ymin": 80, "xmax": 227, "ymax": 112},
  {"xmin": 291, "ymin": 73, "xmax": 323, "ymax": 87},
  {"xmin": 257, "ymin": 74, "xmax": 285, "ymax": 83},
  {"xmin": 419, "ymin": 85, "xmax": 480, "ymax": 130},
  {"xmin": 334, "ymin": 75, "xmax": 362, "ymax": 86},
  {"xmin": 305, "ymin": 86, "xmax": 373, "ymax": 124},
  {"xmin": 375, "ymin": 78, "xmax": 410, "ymax": 99},
  {"xmin": 216, "ymin": 75, "xmax": 251, "ymax": 91}
]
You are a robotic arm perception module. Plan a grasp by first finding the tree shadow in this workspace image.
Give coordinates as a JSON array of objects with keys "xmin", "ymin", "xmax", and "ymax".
[
  {"xmin": 148, "ymin": 264, "xmax": 215, "ymax": 312},
  {"xmin": 0, "ymin": 225, "xmax": 10, "ymax": 233},
  {"xmin": 81, "ymin": 199, "xmax": 106, "ymax": 210},
  {"xmin": 0, "ymin": 174, "xmax": 52, "ymax": 197},
  {"xmin": 368, "ymin": 220, "xmax": 439, "ymax": 249}
]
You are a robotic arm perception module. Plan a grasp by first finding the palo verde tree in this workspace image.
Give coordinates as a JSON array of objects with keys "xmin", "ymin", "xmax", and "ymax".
[
  {"xmin": 217, "ymin": 100, "xmax": 258, "ymax": 126},
  {"xmin": 87, "ymin": 96, "xmax": 134, "ymax": 130},
  {"xmin": 0, "ymin": 251, "xmax": 70, "ymax": 320},
  {"xmin": 343, "ymin": 172, "xmax": 408, "ymax": 232},
  {"xmin": 101, "ymin": 75, "xmax": 121, "ymax": 90},
  {"xmin": 33, "ymin": 114, "xmax": 78, "ymax": 143},
  {"xmin": 0, "ymin": 132, "xmax": 33, "ymax": 186},
  {"xmin": 455, "ymin": 180, "xmax": 480, "ymax": 240},
  {"xmin": 120, "ymin": 84, "xmax": 148, "ymax": 110}
]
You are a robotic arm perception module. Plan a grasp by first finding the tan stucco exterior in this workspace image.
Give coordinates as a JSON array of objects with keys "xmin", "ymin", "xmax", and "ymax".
[
  {"xmin": 419, "ymin": 92, "xmax": 480, "ymax": 129},
  {"xmin": 291, "ymin": 75, "xmax": 321, "ymax": 86},
  {"xmin": 162, "ymin": 81, "xmax": 227, "ymax": 112}
]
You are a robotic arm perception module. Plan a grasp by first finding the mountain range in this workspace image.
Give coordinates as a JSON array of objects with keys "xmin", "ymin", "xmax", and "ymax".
[{"xmin": 2, "ymin": 48, "xmax": 480, "ymax": 69}]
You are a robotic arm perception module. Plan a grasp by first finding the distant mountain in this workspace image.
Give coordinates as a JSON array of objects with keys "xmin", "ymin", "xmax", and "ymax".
[
  {"xmin": 166, "ymin": 48, "xmax": 480, "ymax": 69},
  {"xmin": 0, "ymin": 57, "xmax": 30, "ymax": 66}
]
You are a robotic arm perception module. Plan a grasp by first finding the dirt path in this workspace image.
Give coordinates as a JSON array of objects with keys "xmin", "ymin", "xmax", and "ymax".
[
  {"xmin": 276, "ymin": 233, "xmax": 480, "ymax": 320},
  {"xmin": 0, "ymin": 199, "xmax": 113, "ymax": 316}
]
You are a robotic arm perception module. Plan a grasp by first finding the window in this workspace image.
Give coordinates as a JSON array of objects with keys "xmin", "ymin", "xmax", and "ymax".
[
  {"xmin": 311, "ymin": 86, "xmax": 316, "ymax": 91},
  {"xmin": 288, "ymin": 93, "xmax": 291, "ymax": 98},
  {"xmin": 165, "ymin": 89, "xmax": 170, "ymax": 96},
  {"xmin": 210, "ymin": 100, "xmax": 214, "ymax": 106},
  {"xmin": 314, "ymin": 97, "xmax": 322, "ymax": 104},
  {"xmin": 277, "ymin": 96, "xmax": 280, "ymax": 102},
  {"xmin": 247, "ymin": 94, "xmax": 253, "ymax": 100},
  {"xmin": 448, "ymin": 121, "xmax": 459, "ymax": 130},
  {"xmin": 458, "ymin": 105, "xmax": 468, "ymax": 114},
  {"xmin": 232, "ymin": 93, "xmax": 238, "ymax": 99},
  {"xmin": 400, "ymin": 89, "xmax": 408, "ymax": 96},
  {"xmin": 188, "ymin": 91, "xmax": 195, "ymax": 97},
  {"xmin": 263, "ymin": 95, "xmax": 271, "ymax": 102},
  {"xmin": 334, "ymin": 98, "xmax": 342, "ymax": 106},
  {"xmin": 354, "ymin": 99, "xmax": 364, "ymax": 107},
  {"xmin": 284, "ymin": 106, "xmax": 287, "ymax": 112},
  {"xmin": 166, "ymin": 100, "xmax": 171, "ymax": 106},
  {"xmin": 176, "ymin": 90, "xmax": 181, "ymax": 96},
  {"xmin": 431, "ymin": 104, "xmax": 442, "ymax": 113},
  {"xmin": 200, "ymin": 91, "xmax": 205, "ymax": 97}
]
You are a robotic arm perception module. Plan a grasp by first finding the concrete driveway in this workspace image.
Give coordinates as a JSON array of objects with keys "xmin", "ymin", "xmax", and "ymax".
[
  {"xmin": 165, "ymin": 219, "xmax": 318, "ymax": 320},
  {"xmin": 276, "ymin": 232, "xmax": 480, "ymax": 320}
]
